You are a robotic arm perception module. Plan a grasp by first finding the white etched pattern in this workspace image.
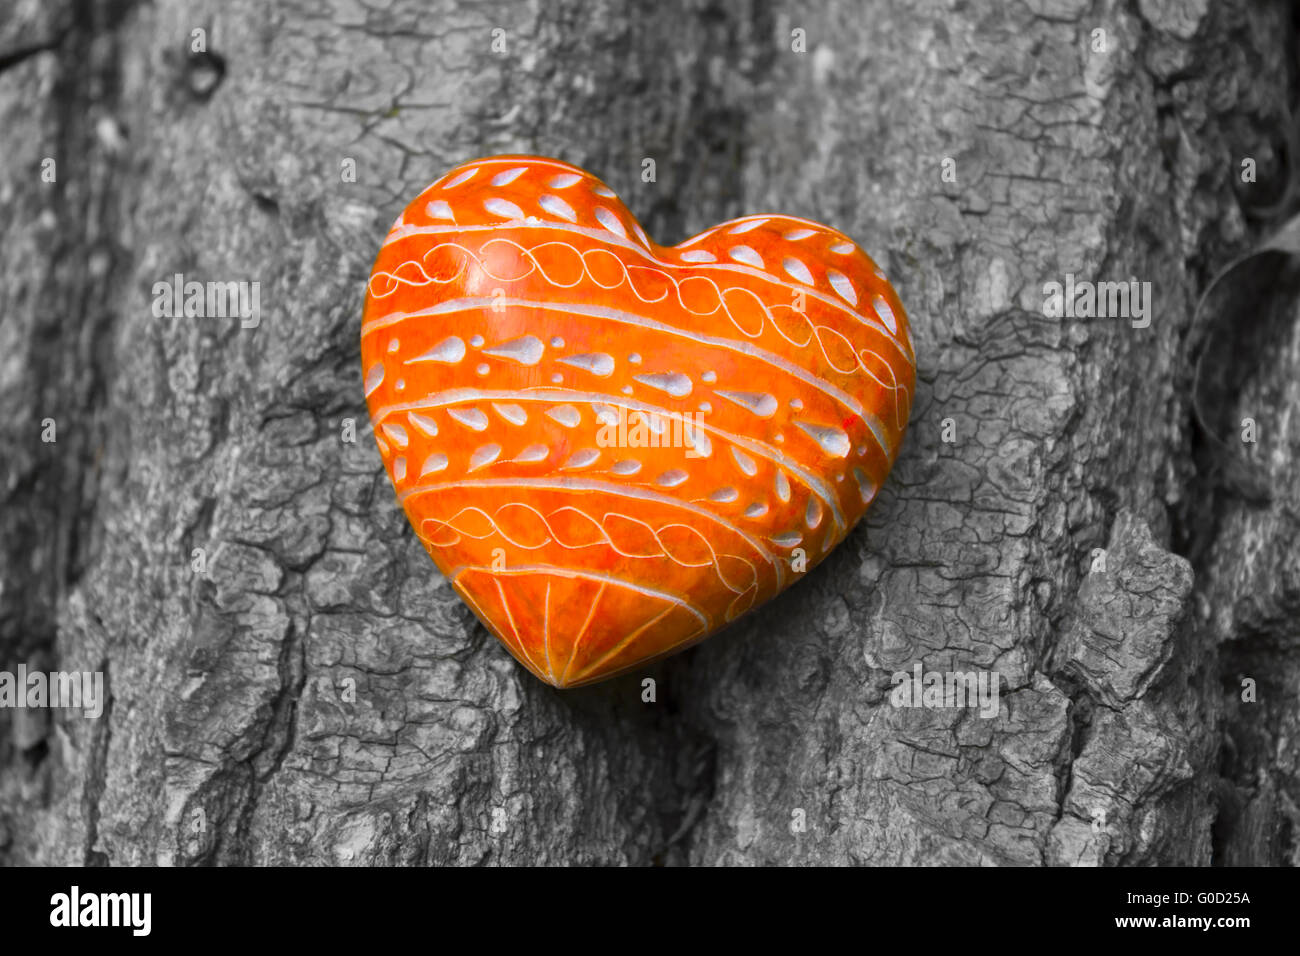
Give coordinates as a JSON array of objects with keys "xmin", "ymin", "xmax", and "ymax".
[
  {"xmin": 873, "ymin": 294, "xmax": 898, "ymax": 334},
  {"xmin": 371, "ymin": 386, "xmax": 848, "ymax": 537},
  {"xmin": 610, "ymin": 459, "xmax": 642, "ymax": 475},
  {"xmin": 680, "ymin": 250, "xmax": 717, "ymax": 263},
  {"xmin": 547, "ymin": 173, "xmax": 582, "ymax": 188},
  {"xmin": 484, "ymin": 198, "xmax": 525, "ymax": 220},
  {"xmin": 795, "ymin": 420, "xmax": 851, "ymax": 458},
  {"xmin": 469, "ymin": 443, "xmax": 502, "ymax": 471},
  {"xmin": 426, "ymin": 200, "xmax": 455, "ymax": 220},
  {"xmin": 595, "ymin": 207, "xmax": 626, "ymax": 238},
  {"xmin": 715, "ymin": 390, "xmax": 778, "ymax": 418},
  {"xmin": 827, "ymin": 269, "xmax": 858, "ymax": 306},
  {"xmin": 443, "ymin": 167, "xmax": 478, "ymax": 188},
  {"xmin": 409, "ymin": 336, "xmax": 466, "ymax": 364},
  {"xmin": 402, "ymin": 476, "xmax": 782, "ymax": 591},
  {"xmin": 853, "ymin": 467, "xmax": 875, "ymax": 503},
  {"xmin": 783, "ymin": 257, "xmax": 815, "ymax": 285},
  {"xmin": 539, "ymin": 194, "xmax": 577, "ymax": 222},
  {"xmin": 731, "ymin": 447, "xmax": 758, "ymax": 477},
  {"xmin": 637, "ymin": 411, "xmax": 666, "ymax": 437},
  {"xmin": 484, "ymin": 335, "xmax": 544, "ymax": 366},
  {"xmin": 365, "ymin": 363, "xmax": 384, "ymax": 397},
  {"xmin": 449, "ymin": 407, "xmax": 489, "ymax": 431},
  {"xmin": 805, "ymin": 497, "xmax": 823, "ymax": 530},
  {"xmin": 634, "ymin": 372, "xmax": 692, "ymax": 398},
  {"xmin": 513, "ymin": 444, "xmax": 549, "ymax": 464},
  {"xmin": 381, "ymin": 423, "xmax": 409, "ymax": 448},
  {"xmin": 420, "ymin": 453, "xmax": 449, "ymax": 476},
  {"xmin": 546, "ymin": 405, "xmax": 582, "ymax": 428},
  {"xmin": 563, "ymin": 449, "xmax": 600, "ymax": 469},
  {"xmin": 366, "ymin": 270, "xmax": 910, "ymax": 434},
  {"xmin": 728, "ymin": 245, "xmax": 764, "ymax": 269},
  {"xmin": 775, "ymin": 471, "xmax": 791, "ymax": 503},
  {"xmin": 408, "ymin": 412, "xmax": 439, "ymax": 437},
  {"xmin": 366, "ymin": 222, "xmax": 912, "ymax": 383},
  {"xmin": 559, "ymin": 352, "xmax": 615, "ymax": 377},
  {"xmin": 491, "ymin": 167, "xmax": 528, "ymax": 186},
  {"xmin": 656, "ymin": 469, "xmax": 688, "ymax": 488},
  {"xmin": 492, "ymin": 403, "xmax": 528, "ymax": 426}
]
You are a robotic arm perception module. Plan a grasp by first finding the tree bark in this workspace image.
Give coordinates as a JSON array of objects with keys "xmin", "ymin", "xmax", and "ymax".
[{"xmin": 1, "ymin": 0, "xmax": 1296, "ymax": 865}]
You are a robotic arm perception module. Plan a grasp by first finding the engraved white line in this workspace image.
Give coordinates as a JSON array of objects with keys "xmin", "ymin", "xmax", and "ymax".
[
  {"xmin": 493, "ymin": 576, "xmax": 546, "ymax": 677},
  {"xmin": 543, "ymin": 581, "xmax": 556, "ymax": 684},
  {"xmin": 561, "ymin": 580, "xmax": 606, "ymax": 684},
  {"xmin": 422, "ymin": 157, "xmax": 595, "ymax": 194},
  {"xmin": 366, "ymin": 238, "xmax": 911, "ymax": 402},
  {"xmin": 364, "ymin": 296, "xmax": 893, "ymax": 457},
  {"xmin": 452, "ymin": 157, "xmax": 592, "ymax": 175},
  {"xmin": 454, "ymin": 576, "xmax": 536, "ymax": 676},
  {"xmin": 373, "ymin": 386, "xmax": 848, "ymax": 533},
  {"xmin": 454, "ymin": 563, "xmax": 709, "ymax": 636},
  {"xmin": 419, "ymin": 502, "xmax": 758, "ymax": 596},
  {"xmin": 570, "ymin": 604, "xmax": 678, "ymax": 685},
  {"xmin": 410, "ymin": 478, "xmax": 783, "ymax": 586},
  {"xmin": 680, "ymin": 213, "xmax": 852, "ymax": 240},
  {"xmin": 373, "ymin": 221, "xmax": 911, "ymax": 364}
]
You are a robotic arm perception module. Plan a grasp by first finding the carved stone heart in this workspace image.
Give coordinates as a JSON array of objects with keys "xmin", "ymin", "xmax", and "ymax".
[{"xmin": 362, "ymin": 156, "xmax": 915, "ymax": 687}]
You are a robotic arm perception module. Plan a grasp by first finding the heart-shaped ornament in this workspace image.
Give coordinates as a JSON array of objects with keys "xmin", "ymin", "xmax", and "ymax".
[{"xmin": 362, "ymin": 156, "xmax": 915, "ymax": 687}]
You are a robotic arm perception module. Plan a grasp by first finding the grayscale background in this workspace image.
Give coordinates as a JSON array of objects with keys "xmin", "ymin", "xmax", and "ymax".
[{"xmin": 1, "ymin": 0, "xmax": 1298, "ymax": 866}]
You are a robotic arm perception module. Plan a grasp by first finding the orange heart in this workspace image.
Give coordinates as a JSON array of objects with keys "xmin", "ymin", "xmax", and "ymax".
[{"xmin": 362, "ymin": 156, "xmax": 915, "ymax": 687}]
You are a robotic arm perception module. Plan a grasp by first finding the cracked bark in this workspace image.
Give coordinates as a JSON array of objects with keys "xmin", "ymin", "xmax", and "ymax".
[{"xmin": 1, "ymin": 0, "xmax": 1296, "ymax": 866}]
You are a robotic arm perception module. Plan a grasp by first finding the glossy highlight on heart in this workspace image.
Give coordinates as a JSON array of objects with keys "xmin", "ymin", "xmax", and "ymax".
[{"xmin": 361, "ymin": 156, "xmax": 915, "ymax": 687}]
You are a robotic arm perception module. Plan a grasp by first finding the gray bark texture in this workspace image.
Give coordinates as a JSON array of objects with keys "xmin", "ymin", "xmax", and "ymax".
[{"xmin": 1, "ymin": 0, "xmax": 1297, "ymax": 866}]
